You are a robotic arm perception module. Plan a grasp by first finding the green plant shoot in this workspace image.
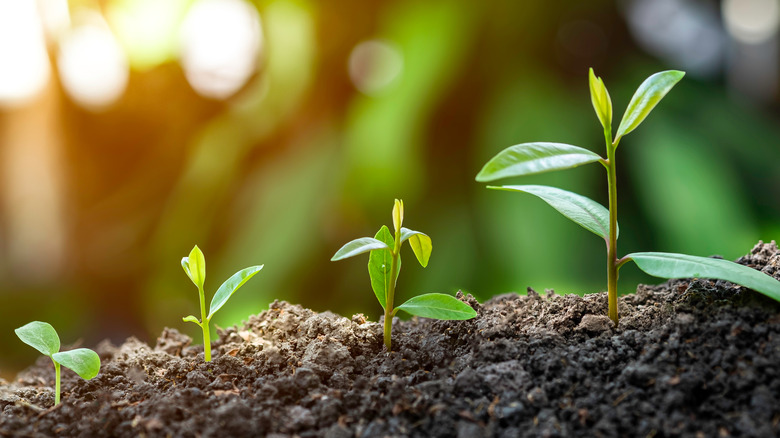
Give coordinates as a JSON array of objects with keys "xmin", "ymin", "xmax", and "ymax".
[
  {"xmin": 182, "ymin": 245, "xmax": 263, "ymax": 361},
  {"xmin": 331, "ymin": 199, "xmax": 477, "ymax": 350},
  {"xmin": 477, "ymin": 68, "xmax": 780, "ymax": 325},
  {"xmin": 15, "ymin": 321, "xmax": 100, "ymax": 405}
]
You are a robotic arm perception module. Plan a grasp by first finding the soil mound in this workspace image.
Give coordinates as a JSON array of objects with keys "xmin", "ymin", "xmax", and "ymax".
[{"xmin": 2, "ymin": 242, "xmax": 779, "ymax": 437}]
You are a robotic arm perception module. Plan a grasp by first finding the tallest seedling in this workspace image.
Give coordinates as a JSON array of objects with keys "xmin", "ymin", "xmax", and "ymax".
[{"xmin": 477, "ymin": 69, "xmax": 780, "ymax": 325}]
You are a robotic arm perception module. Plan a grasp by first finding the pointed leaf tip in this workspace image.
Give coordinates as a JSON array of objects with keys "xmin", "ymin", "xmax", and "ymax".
[
  {"xmin": 392, "ymin": 199, "xmax": 404, "ymax": 233},
  {"xmin": 183, "ymin": 245, "xmax": 206, "ymax": 288},
  {"xmin": 208, "ymin": 265, "xmax": 264, "ymax": 318},
  {"xmin": 615, "ymin": 70, "xmax": 685, "ymax": 142},
  {"xmin": 589, "ymin": 68, "xmax": 612, "ymax": 130}
]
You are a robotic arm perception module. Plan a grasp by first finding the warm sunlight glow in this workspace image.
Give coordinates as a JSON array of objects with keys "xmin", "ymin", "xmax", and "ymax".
[
  {"xmin": 723, "ymin": 0, "xmax": 780, "ymax": 44},
  {"xmin": 348, "ymin": 40, "xmax": 404, "ymax": 96},
  {"xmin": 57, "ymin": 13, "xmax": 129, "ymax": 111},
  {"xmin": 179, "ymin": 0, "xmax": 263, "ymax": 100},
  {"xmin": 107, "ymin": 0, "xmax": 191, "ymax": 71},
  {"xmin": 0, "ymin": 1, "xmax": 51, "ymax": 107}
]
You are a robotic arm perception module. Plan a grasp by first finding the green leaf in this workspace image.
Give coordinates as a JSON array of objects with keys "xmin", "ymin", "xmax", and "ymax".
[
  {"xmin": 628, "ymin": 252, "xmax": 780, "ymax": 302},
  {"xmin": 331, "ymin": 237, "xmax": 390, "ymax": 261},
  {"xmin": 52, "ymin": 348, "xmax": 101, "ymax": 380},
  {"xmin": 615, "ymin": 70, "xmax": 685, "ymax": 142},
  {"xmin": 15, "ymin": 321, "xmax": 60, "ymax": 357},
  {"xmin": 368, "ymin": 226, "xmax": 396, "ymax": 309},
  {"xmin": 589, "ymin": 68, "xmax": 612, "ymax": 130},
  {"xmin": 476, "ymin": 143, "xmax": 602, "ymax": 182},
  {"xmin": 395, "ymin": 293, "xmax": 477, "ymax": 320},
  {"xmin": 400, "ymin": 227, "xmax": 432, "ymax": 267},
  {"xmin": 182, "ymin": 245, "xmax": 206, "ymax": 289},
  {"xmin": 208, "ymin": 265, "xmax": 264, "ymax": 318},
  {"xmin": 488, "ymin": 185, "xmax": 616, "ymax": 240},
  {"xmin": 182, "ymin": 315, "xmax": 200, "ymax": 325}
]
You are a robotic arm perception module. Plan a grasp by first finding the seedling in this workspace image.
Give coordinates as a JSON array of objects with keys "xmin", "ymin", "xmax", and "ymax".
[
  {"xmin": 181, "ymin": 245, "xmax": 263, "ymax": 361},
  {"xmin": 332, "ymin": 199, "xmax": 477, "ymax": 350},
  {"xmin": 14, "ymin": 321, "xmax": 100, "ymax": 405},
  {"xmin": 477, "ymin": 68, "xmax": 780, "ymax": 325}
]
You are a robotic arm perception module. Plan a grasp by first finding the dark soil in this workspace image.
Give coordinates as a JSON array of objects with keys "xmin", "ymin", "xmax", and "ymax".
[{"xmin": 2, "ymin": 242, "xmax": 780, "ymax": 437}]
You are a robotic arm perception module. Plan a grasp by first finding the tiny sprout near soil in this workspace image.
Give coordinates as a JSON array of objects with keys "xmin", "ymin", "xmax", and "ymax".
[
  {"xmin": 477, "ymin": 68, "xmax": 780, "ymax": 325},
  {"xmin": 332, "ymin": 199, "xmax": 477, "ymax": 350},
  {"xmin": 182, "ymin": 245, "xmax": 263, "ymax": 362},
  {"xmin": 15, "ymin": 321, "xmax": 100, "ymax": 405}
]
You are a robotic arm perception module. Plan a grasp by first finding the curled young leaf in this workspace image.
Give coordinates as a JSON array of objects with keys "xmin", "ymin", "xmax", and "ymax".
[
  {"xmin": 182, "ymin": 315, "xmax": 201, "ymax": 325},
  {"xmin": 395, "ymin": 293, "xmax": 477, "ymax": 320},
  {"xmin": 182, "ymin": 245, "xmax": 206, "ymax": 289},
  {"xmin": 400, "ymin": 228, "xmax": 432, "ymax": 267},
  {"xmin": 476, "ymin": 143, "xmax": 603, "ymax": 182},
  {"xmin": 589, "ymin": 68, "xmax": 612, "ymax": 130},
  {"xmin": 615, "ymin": 70, "xmax": 685, "ymax": 143},
  {"xmin": 208, "ymin": 265, "xmax": 264, "ymax": 319},
  {"xmin": 332, "ymin": 238, "xmax": 390, "ymax": 261},
  {"xmin": 15, "ymin": 321, "xmax": 60, "ymax": 357},
  {"xmin": 392, "ymin": 199, "xmax": 404, "ymax": 233},
  {"xmin": 52, "ymin": 348, "xmax": 101, "ymax": 380},
  {"xmin": 628, "ymin": 252, "xmax": 780, "ymax": 302},
  {"xmin": 488, "ymin": 185, "xmax": 616, "ymax": 240}
]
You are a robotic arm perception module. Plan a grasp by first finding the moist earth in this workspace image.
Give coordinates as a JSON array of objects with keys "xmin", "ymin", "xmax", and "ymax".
[{"xmin": 2, "ymin": 242, "xmax": 780, "ymax": 437}]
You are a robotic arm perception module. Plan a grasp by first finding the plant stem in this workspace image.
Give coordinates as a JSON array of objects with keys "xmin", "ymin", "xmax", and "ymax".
[
  {"xmin": 606, "ymin": 129, "xmax": 619, "ymax": 325},
  {"xmin": 384, "ymin": 229, "xmax": 402, "ymax": 351},
  {"xmin": 198, "ymin": 285, "xmax": 211, "ymax": 361},
  {"xmin": 53, "ymin": 360, "xmax": 61, "ymax": 405}
]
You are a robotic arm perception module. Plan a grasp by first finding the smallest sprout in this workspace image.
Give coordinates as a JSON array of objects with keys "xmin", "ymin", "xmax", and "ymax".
[
  {"xmin": 181, "ymin": 245, "xmax": 264, "ymax": 362},
  {"xmin": 15, "ymin": 321, "xmax": 100, "ymax": 405}
]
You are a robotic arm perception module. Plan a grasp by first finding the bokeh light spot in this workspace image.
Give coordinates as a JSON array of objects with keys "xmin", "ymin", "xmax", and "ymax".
[
  {"xmin": 0, "ymin": 1, "xmax": 51, "ymax": 107},
  {"xmin": 723, "ymin": 0, "xmax": 780, "ymax": 44},
  {"xmin": 107, "ymin": 0, "xmax": 191, "ymax": 71},
  {"xmin": 57, "ymin": 12, "xmax": 129, "ymax": 111},
  {"xmin": 348, "ymin": 40, "xmax": 404, "ymax": 96},
  {"xmin": 179, "ymin": 0, "xmax": 263, "ymax": 100}
]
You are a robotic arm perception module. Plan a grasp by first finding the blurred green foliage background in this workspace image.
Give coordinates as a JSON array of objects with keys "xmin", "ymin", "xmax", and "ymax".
[{"xmin": 1, "ymin": 0, "xmax": 779, "ymax": 376}]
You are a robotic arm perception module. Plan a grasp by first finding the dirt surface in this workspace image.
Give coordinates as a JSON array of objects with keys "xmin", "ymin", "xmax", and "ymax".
[{"xmin": 2, "ymin": 242, "xmax": 780, "ymax": 437}]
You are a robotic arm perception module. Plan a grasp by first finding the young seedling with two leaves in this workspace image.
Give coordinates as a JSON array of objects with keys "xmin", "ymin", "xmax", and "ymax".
[
  {"xmin": 15, "ymin": 321, "xmax": 101, "ymax": 405},
  {"xmin": 332, "ymin": 199, "xmax": 477, "ymax": 350},
  {"xmin": 476, "ymin": 68, "xmax": 780, "ymax": 325},
  {"xmin": 181, "ymin": 245, "xmax": 263, "ymax": 362}
]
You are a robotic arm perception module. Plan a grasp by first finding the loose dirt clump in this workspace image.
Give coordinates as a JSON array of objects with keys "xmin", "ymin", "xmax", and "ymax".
[{"xmin": 2, "ymin": 242, "xmax": 780, "ymax": 437}]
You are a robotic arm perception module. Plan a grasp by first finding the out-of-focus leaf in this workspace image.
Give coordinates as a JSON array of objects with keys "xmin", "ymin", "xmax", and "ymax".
[{"xmin": 476, "ymin": 143, "xmax": 602, "ymax": 182}]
